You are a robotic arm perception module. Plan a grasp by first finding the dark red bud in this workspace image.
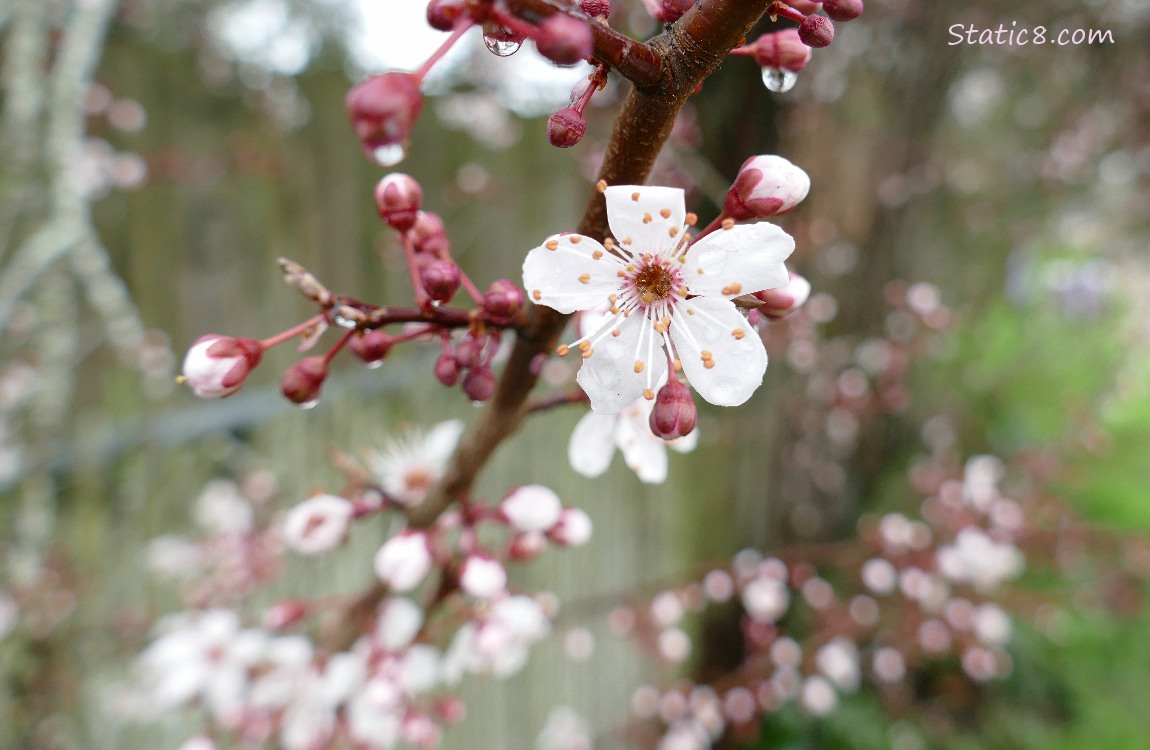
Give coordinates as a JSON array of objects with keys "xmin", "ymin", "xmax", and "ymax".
[
  {"xmin": 420, "ymin": 259, "xmax": 461, "ymax": 303},
  {"xmin": 749, "ymin": 29, "xmax": 811, "ymax": 72},
  {"xmin": 426, "ymin": 0, "xmax": 472, "ymax": 31},
  {"xmin": 409, "ymin": 211, "xmax": 451, "ymax": 257},
  {"xmin": 281, "ymin": 357, "xmax": 328, "ymax": 405},
  {"xmin": 374, "ymin": 173, "xmax": 423, "ymax": 233},
  {"xmin": 579, "ymin": 0, "xmax": 611, "ymax": 17},
  {"xmin": 482, "ymin": 279, "xmax": 525, "ymax": 323},
  {"xmin": 654, "ymin": 0, "xmax": 692, "ymax": 23},
  {"xmin": 534, "ymin": 16, "xmax": 593, "ymax": 66},
  {"xmin": 462, "ymin": 365, "xmax": 496, "ymax": 402},
  {"xmin": 547, "ymin": 107, "xmax": 586, "ymax": 148},
  {"xmin": 454, "ymin": 335, "xmax": 486, "ymax": 369},
  {"xmin": 821, "ymin": 0, "xmax": 863, "ymax": 22},
  {"xmin": 649, "ymin": 379, "xmax": 697, "ymax": 439},
  {"xmin": 345, "ymin": 73, "xmax": 422, "ymax": 163},
  {"xmin": 434, "ymin": 353, "xmax": 460, "ymax": 386},
  {"xmin": 799, "ymin": 14, "xmax": 835, "ymax": 48},
  {"xmin": 348, "ymin": 330, "xmax": 392, "ymax": 365}
]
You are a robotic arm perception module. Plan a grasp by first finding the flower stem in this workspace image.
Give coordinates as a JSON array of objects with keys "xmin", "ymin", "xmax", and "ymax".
[
  {"xmin": 259, "ymin": 314, "xmax": 326, "ymax": 349},
  {"xmin": 413, "ymin": 22, "xmax": 473, "ymax": 83}
]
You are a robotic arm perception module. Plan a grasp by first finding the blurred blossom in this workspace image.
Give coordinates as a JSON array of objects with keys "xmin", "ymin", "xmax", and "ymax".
[
  {"xmin": 935, "ymin": 527, "xmax": 1024, "ymax": 592},
  {"xmin": 799, "ymin": 675, "xmax": 838, "ymax": 716},
  {"xmin": 536, "ymin": 705, "xmax": 593, "ymax": 750},
  {"xmin": 442, "ymin": 595, "xmax": 550, "ymax": 682},
  {"xmin": 194, "ymin": 480, "xmax": 253, "ymax": 534},
  {"xmin": 816, "ymin": 637, "xmax": 860, "ymax": 691},
  {"xmin": 366, "ymin": 420, "xmax": 463, "ymax": 507}
]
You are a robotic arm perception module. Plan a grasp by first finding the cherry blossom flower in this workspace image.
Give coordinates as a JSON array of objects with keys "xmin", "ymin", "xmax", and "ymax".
[
  {"xmin": 366, "ymin": 420, "xmax": 463, "ymax": 507},
  {"xmin": 442, "ymin": 595, "xmax": 551, "ymax": 682},
  {"xmin": 458, "ymin": 555, "xmax": 507, "ymax": 599},
  {"xmin": 374, "ymin": 531, "xmax": 434, "ymax": 592},
  {"xmin": 500, "ymin": 484, "xmax": 563, "ymax": 533},
  {"xmin": 281, "ymin": 494, "xmax": 354, "ymax": 556},
  {"xmin": 523, "ymin": 185, "xmax": 793, "ymax": 413},
  {"xmin": 568, "ymin": 395, "xmax": 698, "ymax": 483},
  {"xmin": 550, "ymin": 507, "xmax": 593, "ymax": 546}
]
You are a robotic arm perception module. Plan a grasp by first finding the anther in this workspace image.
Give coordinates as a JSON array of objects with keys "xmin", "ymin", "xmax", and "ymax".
[
  {"xmin": 721, "ymin": 218, "xmax": 735, "ymax": 230},
  {"xmin": 532, "ymin": 289, "xmax": 542, "ymax": 300},
  {"xmin": 579, "ymin": 273, "xmax": 591, "ymax": 284},
  {"xmin": 631, "ymin": 192, "xmax": 641, "ymax": 201},
  {"xmin": 643, "ymin": 388, "xmax": 655, "ymax": 400},
  {"xmin": 634, "ymin": 361, "xmax": 644, "ymax": 373},
  {"xmin": 546, "ymin": 240, "xmax": 559, "ymax": 250},
  {"xmin": 732, "ymin": 328, "xmax": 746, "ymax": 340}
]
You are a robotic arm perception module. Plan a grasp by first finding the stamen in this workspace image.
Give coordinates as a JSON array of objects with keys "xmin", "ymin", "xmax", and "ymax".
[
  {"xmin": 546, "ymin": 240, "xmax": 559, "ymax": 251},
  {"xmin": 721, "ymin": 218, "xmax": 735, "ymax": 230},
  {"xmin": 557, "ymin": 344, "xmax": 570, "ymax": 356},
  {"xmin": 669, "ymin": 226, "xmax": 680, "ymax": 238},
  {"xmin": 596, "ymin": 179, "xmax": 608, "ymax": 193},
  {"xmin": 643, "ymin": 388, "xmax": 655, "ymax": 400},
  {"xmin": 570, "ymin": 236, "xmax": 582, "ymax": 244},
  {"xmin": 659, "ymin": 208, "xmax": 672, "ymax": 219},
  {"xmin": 634, "ymin": 360, "xmax": 644, "ymax": 373},
  {"xmin": 732, "ymin": 328, "xmax": 746, "ymax": 340},
  {"xmin": 642, "ymin": 213, "xmax": 652, "ymax": 224},
  {"xmin": 592, "ymin": 250, "xmax": 603, "ymax": 260},
  {"xmin": 578, "ymin": 274, "xmax": 591, "ymax": 284},
  {"xmin": 721, "ymin": 283, "xmax": 742, "ymax": 295},
  {"xmin": 532, "ymin": 289, "xmax": 542, "ymax": 300},
  {"xmin": 685, "ymin": 212, "xmax": 698, "ymax": 226},
  {"xmin": 631, "ymin": 191, "xmax": 641, "ymax": 201}
]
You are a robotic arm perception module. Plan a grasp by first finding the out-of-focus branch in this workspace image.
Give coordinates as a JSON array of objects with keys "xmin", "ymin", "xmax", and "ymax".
[{"xmin": 409, "ymin": 0, "xmax": 773, "ymax": 528}]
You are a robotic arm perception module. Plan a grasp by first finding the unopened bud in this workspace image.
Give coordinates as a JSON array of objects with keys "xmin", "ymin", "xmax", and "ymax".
[
  {"xmin": 374, "ymin": 173, "xmax": 423, "ymax": 232},
  {"xmin": 822, "ymin": 0, "xmax": 864, "ymax": 22},
  {"xmin": 346, "ymin": 72, "xmax": 422, "ymax": 164},
  {"xmin": 409, "ymin": 211, "xmax": 451, "ymax": 257},
  {"xmin": 799, "ymin": 14, "xmax": 835, "ymax": 48},
  {"xmin": 462, "ymin": 365, "xmax": 496, "ymax": 402},
  {"xmin": 747, "ymin": 29, "xmax": 811, "ymax": 72},
  {"xmin": 483, "ymin": 279, "xmax": 525, "ymax": 323},
  {"xmin": 281, "ymin": 356, "xmax": 328, "ymax": 405},
  {"xmin": 426, "ymin": 0, "xmax": 471, "ymax": 31},
  {"xmin": 501, "ymin": 484, "xmax": 563, "ymax": 532},
  {"xmin": 181, "ymin": 334, "xmax": 264, "ymax": 399},
  {"xmin": 535, "ymin": 16, "xmax": 593, "ymax": 66},
  {"xmin": 753, "ymin": 273, "xmax": 812, "ymax": 319},
  {"xmin": 787, "ymin": 0, "xmax": 822, "ymax": 11},
  {"xmin": 509, "ymin": 531, "xmax": 548, "ymax": 561},
  {"xmin": 374, "ymin": 531, "xmax": 433, "ymax": 592},
  {"xmin": 649, "ymin": 379, "xmax": 697, "ymax": 439},
  {"xmin": 348, "ymin": 329, "xmax": 392, "ymax": 365},
  {"xmin": 263, "ymin": 600, "xmax": 309, "ymax": 630},
  {"xmin": 725, "ymin": 154, "xmax": 811, "ymax": 220},
  {"xmin": 580, "ymin": 0, "xmax": 611, "ymax": 17},
  {"xmin": 421, "ymin": 259, "xmax": 461, "ymax": 303},
  {"xmin": 547, "ymin": 107, "xmax": 586, "ymax": 148},
  {"xmin": 453, "ymin": 335, "xmax": 486, "ymax": 369},
  {"xmin": 434, "ymin": 353, "xmax": 460, "ymax": 386},
  {"xmin": 550, "ymin": 507, "xmax": 593, "ymax": 546},
  {"xmin": 458, "ymin": 554, "xmax": 507, "ymax": 599},
  {"xmin": 650, "ymin": 0, "xmax": 692, "ymax": 23}
]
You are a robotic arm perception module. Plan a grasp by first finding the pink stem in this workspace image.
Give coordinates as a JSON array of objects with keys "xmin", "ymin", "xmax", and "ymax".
[
  {"xmin": 413, "ymin": 22, "xmax": 473, "ymax": 83},
  {"xmin": 691, "ymin": 212, "xmax": 729, "ymax": 243},
  {"xmin": 258, "ymin": 314, "xmax": 326, "ymax": 349},
  {"xmin": 402, "ymin": 233, "xmax": 432, "ymax": 309}
]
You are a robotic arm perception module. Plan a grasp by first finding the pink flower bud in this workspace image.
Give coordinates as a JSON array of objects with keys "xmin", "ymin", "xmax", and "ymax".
[
  {"xmin": 281, "ymin": 356, "xmax": 328, "ymax": 405},
  {"xmin": 787, "ymin": 0, "xmax": 822, "ymax": 12},
  {"xmin": 420, "ymin": 259, "xmax": 461, "ymax": 303},
  {"xmin": 550, "ymin": 507, "xmax": 593, "ymax": 546},
  {"xmin": 508, "ymin": 531, "xmax": 547, "ymax": 561},
  {"xmin": 348, "ymin": 329, "xmax": 392, "ymax": 365},
  {"xmin": 453, "ymin": 335, "xmax": 486, "ymax": 369},
  {"xmin": 426, "ymin": 0, "xmax": 471, "ymax": 31},
  {"xmin": 483, "ymin": 279, "xmax": 525, "ymax": 323},
  {"xmin": 374, "ymin": 173, "xmax": 423, "ymax": 232},
  {"xmin": 282, "ymin": 494, "xmax": 354, "ymax": 555},
  {"xmin": 747, "ymin": 29, "xmax": 811, "ymax": 73},
  {"xmin": 754, "ymin": 273, "xmax": 812, "ymax": 320},
  {"xmin": 799, "ymin": 14, "xmax": 835, "ymax": 48},
  {"xmin": 374, "ymin": 531, "xmax": 433, "ymax": 592},
  {"xmin": 459, "ymin": 554, "xmax": 507, "ymax": 599},
  {"xmin": 401, "ymin": 713, "xmax": 440, "ymax": 749},
  {"xmin": 649, "ymin": 379, "xmax": 697, "ymax": 439},
  {"xmin": 434, "ymin": 697, "xmax": 466, "ymax": 725},
  {"xmin": 580, "ymin": 0, "xmax": 611, "ymax": 17},
  {"xmin": 434, "ymin": 353, "xmax": 460, "ymax": 386},
  {"xmin": 462, "ymin": 365, "xmax": 496, "ymax": 402},
  {"xmin": 409, "ymin": 211, "xmax": 451, "ymax": 257},
  {"xmin": 346, "ymin": 72, "xmax": 422, "ymax": 163},
  {"xmin": 725, "ymin": 154, "xmax": 811, "ymax": 220},
  {"xmin": 263, "ymin": 600, "xmax": 309, "ymax": 630},
  {"xmin": 534, "ymin": 16, "xmax": 593, "ymax": 67},
  {"xmin": 547, "ymin": 107, "xmax": 586, "ymax": 148},
  {"xmin": 181, "ymin": 334, "xmax": 264, "ymax": 398},
  {"xmin": 501, "ymin": 485, "xmax": 563, "ymax": 532},
  {"xmin": 822, "ymin": 0, "xmax": 864, "ymax": 22},
  {"xmin": 643, "ymin": 0, "xmax": 692, "ymax": 23}
]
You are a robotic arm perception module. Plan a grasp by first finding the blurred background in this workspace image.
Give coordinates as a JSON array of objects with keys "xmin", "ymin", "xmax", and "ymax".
[{"xmin": 1, "ymin": 0, "xmax": 1149, "ymax": 747}]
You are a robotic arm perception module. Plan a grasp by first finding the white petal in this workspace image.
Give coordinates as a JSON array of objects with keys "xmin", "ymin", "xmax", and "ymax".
[
  {"xmin": 615, "ymin": 410, "xmax": 668, "ymax": 484},
  {"xmin": 604, "ymin": 185, "xmax": 686, "ymax": 257},
  {"xmin": 670, "ymin": 297, "xmax": 767, "ymax": 407},
  {"xmin": 567, "ymin": 411, "xmax": 618, "ymax": 477},
  {"xmin": 522, "ymin": 233, "xmax": 623, "ymax": 314},
  {"xmin": 668, "ymin": 427, "xmax": 698, "ymax": 454},
  {"xmin": 684, "ymin": 222, "xmax": 794, "ymax": 298},
  {"xmin": 423, "ymin": 419, "xmax": 464, "ymax": 464},
  {"xmin": 576, "ymin": 312, "xmax": 668, "ymax": 414}
]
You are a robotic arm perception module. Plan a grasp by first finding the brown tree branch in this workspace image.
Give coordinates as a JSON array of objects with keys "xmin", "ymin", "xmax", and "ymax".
[{"xmin": 409, "ymin": 0, "xmax": 773, "ymax": 528}]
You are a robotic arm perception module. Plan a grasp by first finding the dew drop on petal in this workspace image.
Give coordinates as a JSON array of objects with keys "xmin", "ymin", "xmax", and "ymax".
[
  {"xmin": 483, "ymin": 35, "xmax": 522, "ymax": 57},
  {"xmin": 373, "ymin": 144, "xmax": 407, "ymax": 167},
  {"xmin": 299, "ymin": 399, "xmax": 320, "ymax": 410},
  {"xmin": 761, "ymin": 67, "xmax": 798, "ymax": 93}
]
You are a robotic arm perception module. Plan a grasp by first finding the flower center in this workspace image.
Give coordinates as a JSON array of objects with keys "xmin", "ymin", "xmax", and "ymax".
[{"xmin": 631, "ymin": 261, "xmax": 676, "ymax": 306}]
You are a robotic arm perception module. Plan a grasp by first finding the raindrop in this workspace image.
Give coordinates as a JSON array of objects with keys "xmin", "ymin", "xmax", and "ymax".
[
  {"xmin": 332, "ymin": 314, "xmax": 357, "ymax": 330},
  {"xmin": 366, "ymin": 360, "xmax": 384, "ymax": 370},
  {"xmin": 373, "ymin": 144, "xmax": 407, "ymax": 167},
  {"xmin": 761, "ymin": 67, "xmax": 798, "ymax": 93},
  {"xmin": 483, "ymin": 35, "xmax": 522, "ymax": 57},
  {"xmin": 299, "ymin": 400, "xmax": 320, "ymax": 410}
]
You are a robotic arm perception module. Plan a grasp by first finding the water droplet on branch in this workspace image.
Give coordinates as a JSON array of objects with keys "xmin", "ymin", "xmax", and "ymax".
[{"xmin": 762, "ymin": 67, "xmax": 798, "ymax": 93}]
